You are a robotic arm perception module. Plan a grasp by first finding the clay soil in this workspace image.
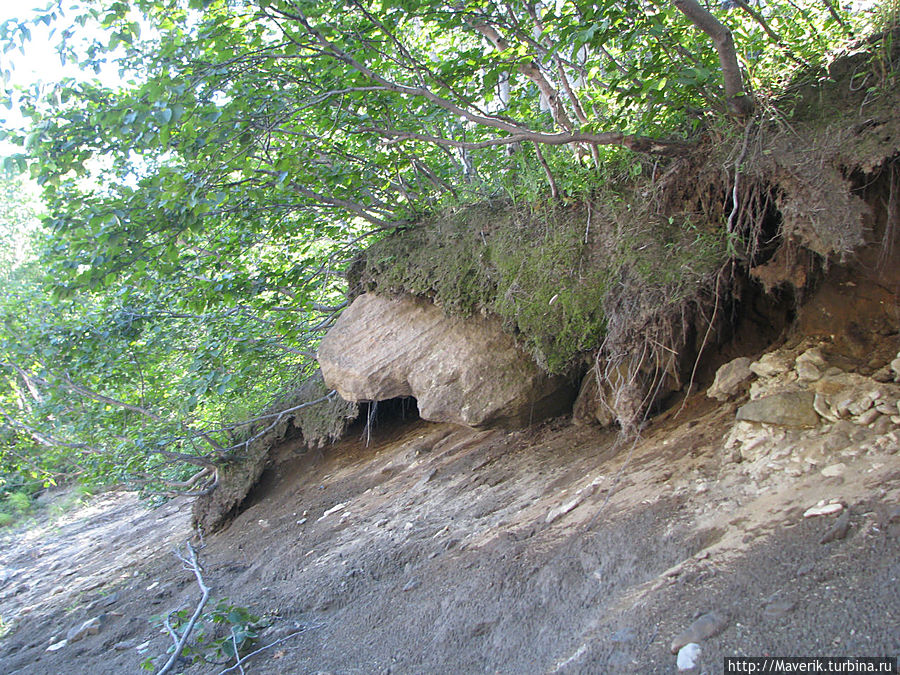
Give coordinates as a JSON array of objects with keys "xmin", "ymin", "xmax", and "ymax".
[{"xmin": 2, "ymin": 377, "xmax": 899, "ymax": 674}]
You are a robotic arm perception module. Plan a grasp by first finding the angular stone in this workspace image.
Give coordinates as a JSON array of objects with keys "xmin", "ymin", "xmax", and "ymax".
[
  {"xmin": 318, "ymin": 293, "xmax": 573, "ymax": 428},
  {"xmin": 707, "ymin": 357, "xmax": 754, "ymax": 401},
  {"xmin": 795, "ymin": 359, "xmax": 822, "ymax": 382},
  {"xmin": 736, "ymin": 392, "xmax": 820, "ymax": 427},
  {"xmin": 795, "ymin": 346, "xmax": 828, "ymax": 382},
  {"xmin": 66, "ymin": 617, "xmax": 101, "ymax": 643},
  {"xmin": 750, "ymin": 351, "xmax": 794, "ymax": 378}
]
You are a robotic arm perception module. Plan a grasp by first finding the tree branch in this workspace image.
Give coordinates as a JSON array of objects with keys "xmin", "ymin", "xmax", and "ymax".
[
  {"xmin": 532, "ymin": 141, "xmax": 559, "ymax": 199},
  {"xmin": 672, "ymin": 0, "xmax": 754, "ymax": 116},
  {"xmin": 365, "ymin": 127, "xmax": 691, "ymax": 155},
  {"xmin": 156, "ymin": 542, "xmax": 211, "ymax": 675},
  {"xmin": 466, "ymin": 19, "xmax": 574, "ymax": 132}
]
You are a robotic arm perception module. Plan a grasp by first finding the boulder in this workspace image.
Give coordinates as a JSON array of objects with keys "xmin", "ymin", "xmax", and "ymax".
[
  {"xmin": 736, "ymin": 391, "xmax": 820, "ymax": 427},
  {"xmin": 318, "ymin": 293, "xmax": 573, "ymax": 427},
  {"xmin": 707, "ymin": 357, "xmax": 754, "ymax": 401}
]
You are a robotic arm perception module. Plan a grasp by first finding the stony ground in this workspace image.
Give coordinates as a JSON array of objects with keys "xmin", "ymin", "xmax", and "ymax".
[{"xmin": 1, "ymin": 336, "xmax": 899, "ymax": 675}]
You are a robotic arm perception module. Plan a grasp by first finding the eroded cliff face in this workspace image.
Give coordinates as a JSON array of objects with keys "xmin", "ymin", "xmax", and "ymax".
[{"xmin": 192, "ymin": 40, "xmax": 900, "ymax": 544}]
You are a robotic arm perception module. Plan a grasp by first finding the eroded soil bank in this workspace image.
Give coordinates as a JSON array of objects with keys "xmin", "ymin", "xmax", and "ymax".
[{"xmin": 2, "ymin": 343, "xmax": 898, "ymax": 673}]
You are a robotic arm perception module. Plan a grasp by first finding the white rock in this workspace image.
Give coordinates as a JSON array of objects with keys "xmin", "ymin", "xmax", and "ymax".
[
  {"xmin": 46, "ymin": 639, "xmax": 68, "ymax": 652},
  {"xmin": 795, "ymin": 359, "xmax": 822, "ymax": 381},
  {"xmin": 804, "ymin": 503, "xmax": 844, "ymax": 518},
  {"xmin": 318, "ymin": 502, "xmax": 346, "ymax": 521},
  {"xmin": 847, "ymin": 390, "xmax": 878, "ymax": 416},
  {"xmin": 546, "ymin": 492, "xmax": 588, "ymax": 524},
  {"xmin": 797, "ymin": 347, "xmax": 827, "ymax": 368},
  {"xmin": 813, "ymin": 393, "xmax": 839, "ymax": 422},
  {"xmin": 677, "ymin": 643, "xmax": 702, "ymax": 672},
  {"xmin": 855, "ymin": 408, "xmax": 880, "ymax": 426},
  {"xmin": 821, "ymin": 463, "xmax": 847, "ymax": 477},
  {"xmin": 795, "ymin": 348, "xmax": 827, "ymax": 382},
  {"xmin": 875, "ymin": 400, "xmax": 897, "ymax": 415}
]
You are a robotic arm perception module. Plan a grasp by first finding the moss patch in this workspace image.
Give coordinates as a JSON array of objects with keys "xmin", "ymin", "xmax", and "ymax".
[{"xmin": 361, "ymin": 194, "xmax": 728, "ymax": 374}]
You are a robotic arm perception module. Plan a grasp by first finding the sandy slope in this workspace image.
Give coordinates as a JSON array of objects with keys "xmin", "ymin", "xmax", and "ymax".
[{"xmin": 2, "ymin": 385, "xmax": 898, "ymax": 674}]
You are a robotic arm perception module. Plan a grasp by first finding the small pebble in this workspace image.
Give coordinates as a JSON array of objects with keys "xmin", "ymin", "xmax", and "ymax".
[
  {"xmin": 821, "ymin": 463, "xmax": 847, "ymax": 478},
  {"xmin": 677, "ymin": 643, "xmax": 702, "ymax": 672}
]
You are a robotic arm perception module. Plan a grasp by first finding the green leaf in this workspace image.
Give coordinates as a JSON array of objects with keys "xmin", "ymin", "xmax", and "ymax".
[{"xmin": 154, "ymin": 108, "xmax": 173, "ymax": 125}]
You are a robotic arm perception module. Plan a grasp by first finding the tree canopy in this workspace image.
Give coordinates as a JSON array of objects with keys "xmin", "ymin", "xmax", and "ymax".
[{"xmin": 0, "ymin": 0, "xmax": 884, "ymax": 499}]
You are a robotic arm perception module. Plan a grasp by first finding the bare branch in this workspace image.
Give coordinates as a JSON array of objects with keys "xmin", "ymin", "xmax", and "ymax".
[
  {"xmin": 532, "ymin": 142, "xmax": 559, "ymax": 199},
  {"xmin": 365, "ymin": 127, "xmax": 691, "ymax": 156},
  {"xmin": 215, "ymin": 627, "xmax": 320, "ymax": 675},
  {"xmin": 156, "ymin": 542, "xmax": 211, "ymax": 675},
  {"xmin": 466, "ymin": 19, "xmax": 574, "ymax": 132},
  {"xmin": 222, "ymin": 391, "xmax": 337, "ymax": 455},
  {"xmin": 0, "ymin": 411, "xmax": 94, "ymax": 450},
  {"xmin": 58, "ymin": 374, "xmax": 164, "ymax": 422}
]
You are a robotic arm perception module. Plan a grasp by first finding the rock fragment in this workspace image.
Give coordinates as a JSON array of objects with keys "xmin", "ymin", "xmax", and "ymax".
[
  {"xmin": 820, "ymin": 463, "xmax": 846, "ymax": 477},
  {"xmin": 819, "ymin": 509, "xmax": 851, "ymax": 544},
  {"xmin": 763, "ymin": 598, "xmax": 797, "ymax": 618},
  {"xmin": 890, "ymin": 353, "xmax": 900, "ymax": 380},
  {"xmin": 707, "ymin": 357, "xmax": 754, "ymax": 401},
  {"xmin": 803, "ymin": 502, "xmax": 843, "ymax": 518},
  {"xmin": 676, "ymin": 643, "xmax": 702, "ymax": 672},
  {"xmin": 670, "ymin": 611, "xmax": 728, "ymax": 653},
  {"xmin": 750, "ymin": 351, "xmax": 794, "ymax": 378},
  {"xmin": 795, "ymin": 347, "xmax": 828, "ymax": 382},
  {"xmin": 66, "ymin": 616, "xmax": 102, "ymax": 643}
]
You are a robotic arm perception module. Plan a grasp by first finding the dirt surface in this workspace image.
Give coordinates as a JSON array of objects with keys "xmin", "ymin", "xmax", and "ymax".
[{"xmin": 2, "ymin": 376, "xmax": 899, "ymax": 674}]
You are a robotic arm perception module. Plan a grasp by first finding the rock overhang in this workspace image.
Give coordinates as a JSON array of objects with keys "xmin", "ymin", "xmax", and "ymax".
[{"xmin": 317, "ymin": 293, "xmax": 574, "ymax": 428}]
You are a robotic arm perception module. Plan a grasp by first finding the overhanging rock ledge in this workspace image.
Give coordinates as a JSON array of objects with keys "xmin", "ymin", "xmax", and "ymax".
[{"xmin": 317, "ymin": 293, "xmax": 574, "ymax": 428}]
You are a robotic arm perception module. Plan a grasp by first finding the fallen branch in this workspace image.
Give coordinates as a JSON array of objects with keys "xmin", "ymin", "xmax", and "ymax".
[{"xmin": 156, "ymin": 542, "xmax": 211, "ymax": 675}]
